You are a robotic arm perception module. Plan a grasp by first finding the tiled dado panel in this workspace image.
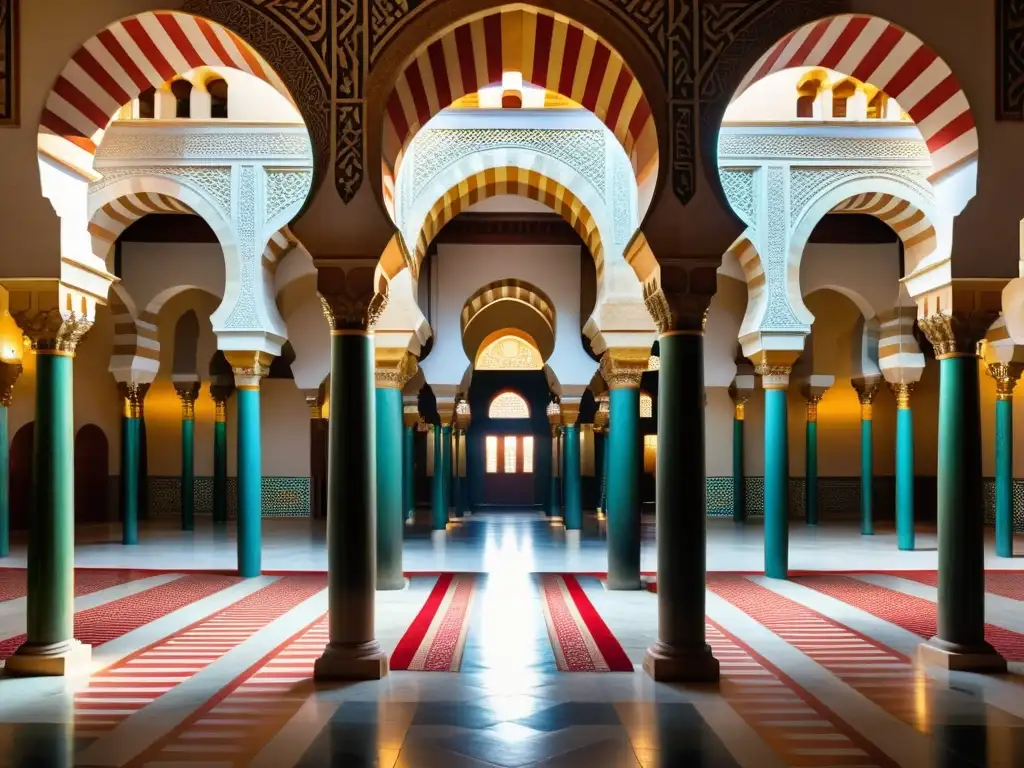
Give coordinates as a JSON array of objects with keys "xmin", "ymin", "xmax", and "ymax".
[{"xmin": 136, "ymin": 477, "xmax": 311, "ymax": 518}]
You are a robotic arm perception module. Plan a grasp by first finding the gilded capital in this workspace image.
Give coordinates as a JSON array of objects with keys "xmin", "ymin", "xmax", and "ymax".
[
  {"xmin": 852, "ymin": 378, "xmax": 881, "ymax": 421},
  {"xmin": 118, "ymin": 381, "xmax": 150, "ymax": 419},
  {"xmin": 593, "ymin": 395, "xmax": 610, "ymax": 431},
  {"xmin": 304, "ymin": 389, "xmax": 325, "ymax": 419},
  {"xmin": 0, "ymin": 361, "xmax": 22, "ymax": 407},
  {"xmin": 600, "ymin": 348, "xmax": 648, "ymax": 390},
  {"xmin": 988, "ymin": 362, "xmax": 1023, "ymax": 400},
  {"xmin": 225, "ymin": 351, "xmax": 274, "ymax": 389},
  {"xmin": 891, "ymin": 381, "xmax": 915, "ymax": 409},
  {"xmin": 643, "ymin": 286, "xmax": 713, "ymax": 334},
  {"xmin": 560, "ymin": 402, "xmax": 582, "ymax": 426},
  {"xmin": 918, "ymin": 311, "xmax": 996, "ymax": 359},
  {"xmin": 750, "ymin": 350, "xmax": 799, "ymax": 391},
  {"xmin": 15, "ymin": 308, "xmax": 92, "ymax": 355},
  {"xmin": 175, "ymin": 382, "xmax": 201, "ymax": 420},
  {"xmin": 374, "ymin": 349, "xmax": 418, "ymax": 389},
  {"xmin": 318, "ymin": 265, "xmax": 388, "ymax": 332},
  {"xmin": 805, "ymin": 395, "xmax": 823, "ymax": 423}
]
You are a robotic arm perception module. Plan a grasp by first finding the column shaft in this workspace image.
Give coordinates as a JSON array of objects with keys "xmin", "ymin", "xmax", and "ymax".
[
  {"xmin": 441, "ymin": 425, "xmax": 452, "ymax": 518},
  {"xmin": 896, "ymin": 402, "xmax": 915, "ymax": 551},
  {"xmin": 213, "ymin": 408, "xmax": 228, "ymax": 524},
  {"xmin": 548, "ymin": 433, "xmax": 561, "ymax": 517},
  {"xmin": 403, "ymin": 424, "xmax": 415, "ymax": 523},
  {"xmin": 431, "ymin": 427, "xmax": 445, "ymax": 529},
  {"xmin": 0, "ymin": 405, "xmax": 8, "ymax": 558},
  {"xmin": 181, "ymin": 417, "xmax": 195, "ymax": 531},
  {"xmin": 599, "ymin": 432, "xmax": 609, "ymax": 515},
  {"xmin": 861, "ymin": 412, "xmax": 874, "ymax": 535},
  {"xmin": 934, "ymin": 356, "xmax": 988, "ymax": 650},
  {"xmin": 120, "ymin": 415, "xmax": 141, "ymax": 545},
  {"xmin": 607, "ymin": 387, "xmax": 640, "ymax": 590},
  {"xmin": 995, "ymin": 397, "xmax": 1014, "ymax": 558},
  {"xmin": 805, "ymin": 412, "xmax": 818, "ymax": 526},
  {"xmin": 644, "ymin": 332, "xmax": 718, "ymax": 680},
  {"xmin": 15, "ymin": 352, "xmax": 84, "ymax": 672},
  {"xmin": 563, "ymin": 424, "xmax": 581, "ymax": 530},
  {"xmin": 452, "ymin": 431, "xmax": 463, "ymax": 519},
  {"xmin": 375, "ymin": 387, "xmax": 404, "ymax": 589},
  {"xmin": 764, "ymin": 387, "xmax": 789, "ymax": 579},
  {"xmin": 236, "ymin": 387, "xmax": 262, "ymax": 577},
  {"xmin": 315, "ymin": 331, "xmax": 386, "ymax": 679},
  {"xmin": 732, "ymin": 409, "xmax": 745, "ymax": 523}
]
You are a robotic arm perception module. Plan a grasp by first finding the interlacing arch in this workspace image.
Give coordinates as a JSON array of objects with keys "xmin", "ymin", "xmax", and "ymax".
[
  {"xmin": 39, "ymin": 11, "xmax": 293, "ymax": 175},
  {"xmin": 416, "ymin": 167, "xmax": 604, "ymax": 276},
  {"xmin": 384, "ymin": 6, "xmax": 658, "ymax": 215},
  {"xmin": 108, "ymin": 285, "xmax": 160, "ymax": 378},
  {"xmin": 461, "ymin": 279, "xmax": 555, "ymax": 337},
  {"xmin": 736, "ymin": 14, "xmax": 977, "ymax": 183},
  {"xmin": 830, "ymin": 192, "xmax": 937, "ymax": 265}
]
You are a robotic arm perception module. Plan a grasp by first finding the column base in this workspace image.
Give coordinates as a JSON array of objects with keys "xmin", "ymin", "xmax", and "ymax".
[
  {"xmin": 917, "ymin": 638, "xmax": 1007, "ymax": 673},
  {"xmin": 643, "ymin": 641, "xmax": 720, "ymax": 683},
  {"xmin": 314, "ymin": 641, "xmax": 388, "ymax": 681},
  {"xmin": 376, "ymin": 574, "xmax": 407, "ymax": 591},
  {"xmin": 4, "ymin": 640, "xmax": 92, "ymax": 677},
  {"xmin": 430, "ymin": 529, "xmax": 446, "ymax": 545},
  {"xmin": 606, "ymin": 575, "xmax": 642, "ymax": 591},
  {"xmin": 405, "ymin": 517, "xmax": 415, "ymax": 527},
  {"xmin": 565, "ymin": 529, "xmax": 580, "ymax": 549}
]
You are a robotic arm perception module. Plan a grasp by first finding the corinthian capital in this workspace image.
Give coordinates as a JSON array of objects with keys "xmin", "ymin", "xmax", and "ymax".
[
  {"xmin": 318, "ymin": 264, "xmax": 389, "ymax": 332},
  {"xmin": 374, "ymin": 349, "xmax": 418, "ymax": 389},
  {"xmin": 641, "ymin": 261, "xmax": 716, "ymax": 334},
  {"xmin": 600, "ymin": 348, "xmax": 648, "ymax": 390}
]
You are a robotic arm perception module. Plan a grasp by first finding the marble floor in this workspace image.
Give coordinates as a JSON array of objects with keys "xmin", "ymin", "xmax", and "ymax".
[{"xmin": 0, "ymin": 512, "xmax": 1022, "ymax": 767}]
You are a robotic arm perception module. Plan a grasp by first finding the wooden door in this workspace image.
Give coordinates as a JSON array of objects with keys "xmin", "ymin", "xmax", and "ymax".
[{"xmin": 75, "ymin": 425, "xmax": 109, "ymax": 524}]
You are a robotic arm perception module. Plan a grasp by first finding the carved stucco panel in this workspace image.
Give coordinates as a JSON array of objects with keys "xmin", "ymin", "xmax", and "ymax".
[
  {"xmin": 223, "ymin": 165, "xmax": 261, "ymax": 330},
  {"xmin": 788, "ymin": 167, "xmax": 934, "ymax": 228},
  {"xmin": 761, "ymin": 166, "xmax": 802, "ymax": 331},
  {"xmin": 95, "ymin": 132, "xmax": 314, "ymax": 161},
  {"xmin": 718, "ymin": 134, "xmax": 931, "ymax": 162},
  {"xmin": 265, "ymin": 169, "xmax": 313, "ymax": 223},
  {"xmin": 410, "ymin": 129, "xmax": 607, "ymax": 199},
  {"xmin": 90, "ymin": 166, "xmax": 233, "ymax": 217},
  {"xmin": 720, "ymin": 168, "xmax": 756, "ymax": 227}
]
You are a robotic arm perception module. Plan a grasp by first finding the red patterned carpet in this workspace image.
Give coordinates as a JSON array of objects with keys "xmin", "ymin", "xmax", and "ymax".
[{"xmin": 391, "ymin": 573, "xmax": 477, "ymax": 671}]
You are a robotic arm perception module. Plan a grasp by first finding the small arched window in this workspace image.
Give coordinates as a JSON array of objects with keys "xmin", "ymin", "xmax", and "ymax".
[
  {"xmin": 831, "ymin": 80, "xmax": 857, "ymax": 119},
  {"xmin": 171, "ymin": 80, "xmax": 193, "ymax": 118},
  {"xmin": 796, "ymin": 78, "xmax": 820, "ymax": 119},
  {"xmin": 866, "ymin": 90, "xmax": 886, "ymax": 120},
  {"xmin": 208, "ymin": 78, "xmax": 229, "ymax": 119},
  {"xmin": 489, "ymin": 391, "xmax": 530, "ymax": 419},
  {"xmin": 138, "ymin": 87, "xmax": 156, "ymax": 119}
]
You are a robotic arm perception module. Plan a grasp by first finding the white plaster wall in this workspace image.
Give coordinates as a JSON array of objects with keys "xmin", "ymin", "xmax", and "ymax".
[
  {"xmin": 182, "ymin": 67, "xmax": 301, "ymax": 123},
  {"xmin": 419, "ymin": 243, "xmax": 597, "ymax": 387},
  {"xmin": 120, "ymin": 242, "xmax": 226, "ymax": 314},
  {"xmin": 800, "ymin": 242, "xmax": 903, "ymax": 319}
]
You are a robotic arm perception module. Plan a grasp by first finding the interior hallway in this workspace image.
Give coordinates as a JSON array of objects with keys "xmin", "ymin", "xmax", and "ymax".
[{"xmin": 0, "ymin": 513, "xmax": 1024, "ymax": 766}]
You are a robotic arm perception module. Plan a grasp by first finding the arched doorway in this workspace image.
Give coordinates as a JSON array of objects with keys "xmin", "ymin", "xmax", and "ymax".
[
  {"xmin": 75, "ymin": 425, "xmax": 110, "ymax": 524},
  {"xmin": 9, "ymin": 422, "xmax": 33, "ymax": 532}
]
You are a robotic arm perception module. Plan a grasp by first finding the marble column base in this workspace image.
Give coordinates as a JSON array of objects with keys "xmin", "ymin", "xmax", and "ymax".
[
  {"xmin": 376, "ymin": 574, "xmax": 407, "ymax": 591},
  {"xmin": 565, "ymin": 529, "xmax": 581, "ymax": 548},
  {"xmin": 643, "ymin": 641, "xmax": 720, "ymax": 683},
  {"xmin": 917, "ymin": 638, "xmax": 1007, "ymax": 673},
  {"xmin": 430, "ymin": 529, "xmax": 446, "ymax": 546},
  {"xmin": 605, "ymin": 575, "xmax": 642, "ymax": 591},
  {"xmin": 4, "ymin": 640, "xmax": 92, "ymax": 677},
  {"xmin": 314, "ymin": 641, "xmax": 388, "ymax": 681}
]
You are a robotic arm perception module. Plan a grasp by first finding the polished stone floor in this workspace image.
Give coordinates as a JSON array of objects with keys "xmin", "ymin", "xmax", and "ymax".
[{"xmin": 0, "ymin": 512, "xmax": 1022, "ymax": 767}]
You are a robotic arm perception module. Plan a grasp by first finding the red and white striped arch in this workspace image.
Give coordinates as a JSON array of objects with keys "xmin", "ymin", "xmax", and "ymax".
[
  {"xmin": 735, "ymin": 14, "xmax": 976, "ymax": 181},
  {"xmin": 384, "ymin": 7, "xmax": 658, "ymax": 215},
  {"xmin": 39, "ymin": 11, "xmax": 290, "ymax": 175}
]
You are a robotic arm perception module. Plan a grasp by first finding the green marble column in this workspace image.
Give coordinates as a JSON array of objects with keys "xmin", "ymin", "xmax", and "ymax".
[
  {"xmin": 563, "ymin": 415, "xmax": 582, "ymax": 531},
  {"xmin": 0, "ymin": 362, "xmax": 20, "ymax": 559},
  {"xmin": 989, "ymin": 365, "xmax": 1020, "ymax": 558},
  {"xmin": 804, "ymin": 396, "xmax": 821, "ymax": 526},
  {"xmin": 7, "ymin": 323, "xmax": 93, "ymax": 677},
  {"xmin": 314, "ymin": 324, "xmax": 386, "ymax": 680},
  {"xmin": 854, "ymin": 381, "xmax": 880, "ymax": 536},
  {"xmin": 452, "ymin": 430, "xmax": 463, "ymax": 519},
  {"xmin": 893, "ymin": 383, "xmax": 916, "ymax": 551},
  {"xmin": 732, "ymin": 398, "xmax": 746, "ymax": 523},
  {"xmin": 548, "ymin": 429, "xmax": 561, "ymax": 518},
  {"xmin": 644, "ymin": 329, "xmax": 719, "ymax": 682},
  {"xmin": 598, "ymin": 430, "xmax": 609, "ymax": 517},
  {"xmin": 176, "ymin": 384, "xmax": 199, "ymax": 532},
  {"xmin": 758, "ymin": 362, "xmax": 793, "ymax": 580},
  {"xmin": 210, "ymin": 399, "xmax": 229, "ymax": 528},
  {"xmin": 431, "ymin": 426, "xmax": 446, "ymax": 530},
  {"xmin": 118, "ymin": 382, "xmax": 148, "ymax": 546},
  {"xmin": 918, "ymin": 316, "xmax": 1004, "ymax": 672},
  {"xmin": 375, "ymin": 384, "xmax": 404, "ymax": 590},
  {"xmin": 403, "ymin": 420, "xmax": 415, "ymax": 524},
  {"xmin": 227, "ymin": 352, "xmax": 271, "ymax": 579},
  {"xmin": 441, "ymin": 424, "xmax": 452, "ymax": 518},
  {"xmin": 603, "ymin": 351, "xmax": 645, "ymax": 590}
]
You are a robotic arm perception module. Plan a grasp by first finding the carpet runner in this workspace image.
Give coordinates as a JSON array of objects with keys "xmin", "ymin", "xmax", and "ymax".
[
  {"xmin": 537, "ymin": 574, "xmax": 633, "ymax": 672},
  {"xmin": 391, "ymin": 573, "xmax": 477, "ymax": 671}
]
